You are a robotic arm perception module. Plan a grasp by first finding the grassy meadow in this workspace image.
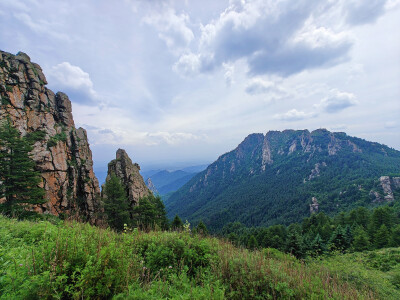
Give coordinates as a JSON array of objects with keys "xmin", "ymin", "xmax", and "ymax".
[{"xmin": 1, "ymin": 215, "xmax": 399, "ymax": 299}]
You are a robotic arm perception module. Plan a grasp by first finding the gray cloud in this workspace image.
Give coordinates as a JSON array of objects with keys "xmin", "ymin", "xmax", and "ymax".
[
  {"xmin": 345, "ymin": 0, "xmax": 388, "ymax": 26},
  {"xmin": 173, "ymin": 0, "xmax": 392, "ymax": 78},
  {"xmin": 247, "ymin": 40, "xmax": 351, "ymax": 77},
  {"xmin": 316, "ymin": 90, "xmax": 357, "ymax": 113},
  {"xmin": 175, "ymin": 0, "xmax": 355, "ymax": 77},
  {"xmin": 99, "ymin": 129, "xmax": 114, "ymax": 134}
]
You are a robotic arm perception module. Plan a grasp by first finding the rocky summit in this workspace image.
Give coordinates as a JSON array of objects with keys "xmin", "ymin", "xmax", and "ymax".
[
  {"xmin": 105, "ymin": 149, "xmax": 151, "ymax": 207},
  {"xmin": 0, "ymin": 50, "xmax": 101, "ymax": 223}
]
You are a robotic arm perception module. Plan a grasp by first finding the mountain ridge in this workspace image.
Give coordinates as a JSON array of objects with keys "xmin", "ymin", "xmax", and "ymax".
[{"xmin": 166, "ymin": 129, "xmax": 400, "ymax": 230}]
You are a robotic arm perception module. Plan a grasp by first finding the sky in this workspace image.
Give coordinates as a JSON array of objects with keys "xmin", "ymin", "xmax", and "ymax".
[{"xmin": 1, "ymin": 0, "xmax": 399, "ymax": 177}]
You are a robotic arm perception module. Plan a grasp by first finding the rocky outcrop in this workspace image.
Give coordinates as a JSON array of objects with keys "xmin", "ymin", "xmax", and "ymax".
[
  {"xmin": 369, "ymin": 176, "xmax": 400, "ymax": 202},
  {"xmin": 307, "ymin": 162, "xmax": 327, "ymax": 181},
  {"xmin": 310, "ymin": 197, "xmax": 319, "ymax": 214},
  {"xmin": 379, "ymin": 176, "xmax": 400, "ymax": 202},
  {"xmin": 146, "ymin": 178, "xmax": 158, "ymax": 195},
  {"xmin": 0, "ymin": 50, "xmax": 101, "ymax": 223},
  {"xmin": 105, "ymin": 149, "xmax": 151, "ymax": 207}
]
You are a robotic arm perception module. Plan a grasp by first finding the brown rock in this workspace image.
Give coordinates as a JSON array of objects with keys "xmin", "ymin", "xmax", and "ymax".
[
  {"xmin": 105, "ymin": 149, "xmax": 151, "ymax": 207},
  {"xmin": 0, "ymin": 50, "xmax": 101, "ymax": 223}
]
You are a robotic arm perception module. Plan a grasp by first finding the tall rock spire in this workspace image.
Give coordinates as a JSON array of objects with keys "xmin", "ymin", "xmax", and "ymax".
[
  {"xmin": 0, "ymin": 50, "xmax": 101, "ymax": 223},
  {"xmin": 105, "ymin": 149, "xmax": 151, "ymax": 207}
]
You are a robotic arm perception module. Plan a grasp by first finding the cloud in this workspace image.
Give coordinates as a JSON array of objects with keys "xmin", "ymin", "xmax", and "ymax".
[
  {"xmin": 384, "ymin": 121, "xmax": 397, "ymax": 129},
  {"xmin": 174, "ymin": 0, "xmax": 353, "ymax": 78},
  {"xmin": 48, "ymin": 62, "xmax": 98, "ymax": 105},
  {"xmin": 345, "ymin": 0, "xmax": 388, "ymax": 26},
  {"xmin": 316, "ymin": 89, "xmax": 357, "ymax": 113},
  {"xmin": 0, "ymin": 0, "xmax": 30, "ymax": 12},
  {"xmin": 146, "ymin": 132, "xmax": 203, "ymax": 145},
  {"xmin": 245, "ymin": 78, "xmax": 284, "ymax": 95},
  {"xmin": 143, "ymin": 8, "xmax": 194, "ymax": 52},
  {"xmin": 99, "ymin": 129, "xmax": 114, "ymax": 134},
  {"xmin": 274, "ymin": 109, "xmax": 317, "ymax": 121},
  {"xmin": 13, "ymin": 12, "xmax": 70, "ymax": 41},
  {"xmin": 223, "ymin": 63, "xmax": 234, "ymax": 87},
  {"xmin": 172, "ymin": 52, "xmax": 215, "ymax": 76}
]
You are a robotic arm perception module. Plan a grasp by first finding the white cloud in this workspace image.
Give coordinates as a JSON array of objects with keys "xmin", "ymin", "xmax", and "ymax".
[
  {"xmin": 13, "ymin": 12, "xmax": 70, "ymax": 41},
  {"xmin": 245, "ymin": 78, "xmax": 284, "ymax": 95},
  {"xmin": 274, "ymin": 109, "xmax": 317, "ymax": 121},
  {"xmin": 143, "ymin": 8, "xmax": 194, "ymax": 52},
  {"xmin": 384, "ymin": 121, "xmax": 397, "ymax": 129},
  {"xmin": 223, "ymin": 63, "xmax": 234, "ymax": 87},
  {"xmin": 316, "ymin": 89, "xmax": 357, "ymax": 113},
  {"xmin": 48, "ymin": 62, "xmax": 98, "ymax": 104},
  {"xmin": 146, "ymin": 132, "xmax": 203, "ymax": 145}
]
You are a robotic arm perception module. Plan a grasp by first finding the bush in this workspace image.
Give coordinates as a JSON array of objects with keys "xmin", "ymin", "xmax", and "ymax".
[{"xmin": 0, "ymin": 216, "xmax": 393, "ymax": 299}]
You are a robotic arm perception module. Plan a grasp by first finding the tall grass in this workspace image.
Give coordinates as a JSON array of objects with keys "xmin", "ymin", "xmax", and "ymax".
[{"xmin": 0, "ymin": 215, "xmax": 398, "ymax": 299}]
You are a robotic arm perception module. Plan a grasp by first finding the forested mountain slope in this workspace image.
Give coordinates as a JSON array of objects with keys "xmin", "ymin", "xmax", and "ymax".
[{"xmin": 166, "ymin": 129, "xmax": 400, "ymax": 230}]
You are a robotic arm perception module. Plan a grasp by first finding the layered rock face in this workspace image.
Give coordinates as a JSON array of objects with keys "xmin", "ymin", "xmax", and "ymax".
[
  {"xmin": 146, "ymin": 178, "xmax": 159, "ymax": 195},
  {"xmin": 0, "ymin": 50, "xmax": 101, "ymax": 223},
  {"xmin": 105, "ymin": 149, "xmax": 151, "ymax": 207}
]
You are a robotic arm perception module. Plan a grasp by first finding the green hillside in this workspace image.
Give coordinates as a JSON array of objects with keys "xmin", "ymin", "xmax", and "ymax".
[
  {"xmin": 1, "ymin": 215, "xmax": 400, "ymax": 299},
  {"xmin": 166, "ymin": 129, "xmax": 400, "ymax": 230}
]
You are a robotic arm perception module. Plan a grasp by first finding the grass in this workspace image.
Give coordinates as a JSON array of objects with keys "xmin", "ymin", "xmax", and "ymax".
[{"xmin": 0, "ymin": 215, "xmax": 398, "ymax": 299}]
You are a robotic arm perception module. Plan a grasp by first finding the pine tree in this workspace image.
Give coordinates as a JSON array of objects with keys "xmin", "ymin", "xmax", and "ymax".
[
  {"xmin": 374, "ymin": 224, "xmax": 390, "ymax": 249},
  {"xmin": 329, "ymin": 225, "xmax": 348, "ymax": 252},
  {"xmin": 171, "ymin": 214, "xmax": 183, "ymax": 231},
  {"xmin": 152, "ymin": 195, "xmax": 169, "ymax": 230},
  {"xmin": 103, "ymin": 174, "xmax": 130, "ymax": 231},
  {"xmin": 311, "ymin": 233, "xmax": 326, "ymax": 256},
  {"xmin": 344, "ymin": 224, "xmax": 353, "ymax": 248},
  {"xmin": 390, "ymin": 224, "xmax": 400, "ymax": 247},
  {"xmin": 286, "ymin": 232, "xmax": 304, "ymax": 258},
  {"xmin": 196, "ymin": 220, "xmax": 208, "ymax": 235},
  {"xmin": 370, "ymin": 207, "xmax": 393, "ymax": 236},
  {"xmin": 352, "ymin": 226, "xmax": 370, "ymax": 251},
  {"xmin": 0, "ymin": 119, "xmax": 45, "ymax": 218},
  {"xmin": 247, "ymin": 235, "xmax": 258, "ymax": 250},
  {"xmin": 132, "ymin": 196, "xmax": 156, "ymax": 230}
]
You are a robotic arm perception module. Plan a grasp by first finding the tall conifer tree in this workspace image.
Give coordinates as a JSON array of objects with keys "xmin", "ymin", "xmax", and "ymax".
[{"xmin": 0, "ymin": 119, "xmax": 45, "ymax": 217}]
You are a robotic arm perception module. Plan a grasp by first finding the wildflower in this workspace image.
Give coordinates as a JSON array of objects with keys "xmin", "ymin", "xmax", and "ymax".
[
  {"xmin": 19, "ymin": 264, "xmax": 23, "ymax": 267},
  {"xmin": 168, "ymin": 265, "xmax": 172, "ymax": 269}
]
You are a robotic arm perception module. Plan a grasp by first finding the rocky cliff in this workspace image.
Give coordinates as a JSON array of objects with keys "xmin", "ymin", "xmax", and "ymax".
[
  {"xmin": 105, "ymin": 149, "xmax": 151, "ymax": 207},
  {"xmin": 146, "ymin": 178, "xmax": 159, "ymax": 195},
  {"xmin": 0, "ymin": 50, "xmax": 101, "ymax": 223}
]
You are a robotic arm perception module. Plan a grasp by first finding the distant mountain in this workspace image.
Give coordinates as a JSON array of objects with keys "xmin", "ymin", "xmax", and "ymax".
[
  {"xmin": 141, "ymin": 169, "xmax": 164, "ymax": 181},
  {"xmin": 158, "ymin": 173, "xmax": 196, "ymax": 195},
  {"xmin": 144, "ymin": 169, "xmax": 197, "ymax": 196},
  {"xmin": 181, "ymin": 164, "xmax": 208, "ymax": 173},
  {"xmin": 166, "ymin": 129, "xmax": 400, "ymax": 230}
]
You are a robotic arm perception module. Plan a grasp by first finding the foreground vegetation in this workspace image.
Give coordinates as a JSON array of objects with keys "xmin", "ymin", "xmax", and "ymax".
[{"xmin": 1, "ymin": 216, "xmax": 400, "ymax": 299}]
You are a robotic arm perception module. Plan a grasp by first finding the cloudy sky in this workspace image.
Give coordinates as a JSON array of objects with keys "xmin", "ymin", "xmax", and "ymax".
[{"xmin": 1, "ymin": 0, "xmax": 399, "ymax": 177}]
